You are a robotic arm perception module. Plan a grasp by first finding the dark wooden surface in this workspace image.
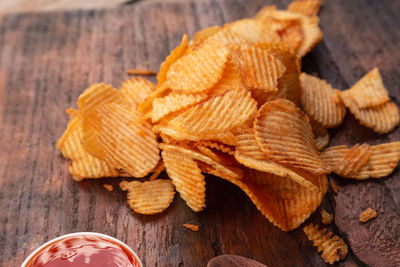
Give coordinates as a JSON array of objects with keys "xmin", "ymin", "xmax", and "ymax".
[{"xmin": 0, "ymin": 0, "xmax": 399, "ymax": 266}]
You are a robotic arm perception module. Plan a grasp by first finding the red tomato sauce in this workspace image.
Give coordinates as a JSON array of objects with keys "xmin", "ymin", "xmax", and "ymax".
[{"xmin": 25, "ymin": 235, "xmax": 140, "ymax": 267}]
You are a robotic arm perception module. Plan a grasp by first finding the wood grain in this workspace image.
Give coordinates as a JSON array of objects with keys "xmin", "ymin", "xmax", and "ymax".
[{"xmin": 0, "ymin": 0, "xmax": 399, "ymax": 266}]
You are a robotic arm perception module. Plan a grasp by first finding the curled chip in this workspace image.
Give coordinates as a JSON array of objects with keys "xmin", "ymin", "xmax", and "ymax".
[
  {"xmin": 310, "ymin": 119, "xmax": 329, "ymax": 151},
  {"xmin": 254, "ymin": 99, "xmax": 331, "ymax": 175},
  {"xmin": 303, "ymin": 223, "xmax": 348, "ymax": 264},
  {"xmin": 119, "ymin": 180, "xmax": 175, "ymax": 215},
  {"xmin": 279, "ymin": 20, "xmax": 304, "ymax": 52},
  {"xmin": 157, "ymin": 34, "xmax": 188, "ymax": 86},
  {"xmin": 359, "ymin": 208, "xmax": 377, "ymax": 223},
  {"xmin": 300, "ymin": 73, "xmax": 346, "ymax": 128},
  {"xmin": 190, "ymin": 26, "xmax": 222, "ymax": 48},
  {"xmin": 167, "ymin": 90, "xmax": 257, "ymax": 137},
  {"xmin": 138, "ymin": 82, "xmax": 170, "ymax": 113},
  {"xmin": 194, "ymin": 140, "xmax": 235, "ymax": 156},
  {"xmin": 119, "ymin": 77, "xmax": 156, "ymax": 106},
  {"xmin": 320, "ymin": 209, "xmax": 333, "ymax": 225},
  {"xmin": 231, "ymin": 45, "xmax": 286, "ymax": 92},
  {"xmin": 296, "ymin": 15, "xmax": 323, "ymax": 57},
  {"xmin": 219, "ymin": 169, "xmax": 327, "ymax": 231},
  {"xmin": 225, "ymin": 19, "xmax": 280, "ymax": 44},
  {"xmin": 208, "ymin": 59, "xmax": 244, "ymax": 97},
  {"xmin": 149, "ymin": 161, "xmax": 166, "ymax": 181},
  {"xmin": 82, "ymin": 103, "xmax": 160, "ymax": 177},
  {"xmin": 334, "ymin": 143, "xmax": 371, "ymax": 177},
  {"xmin": 345, "ymin": 68, "xmax": 390, "ymax": 109},
  {"xmin": 167, "ymin": 43, "xmax": 230, "ymax": 93},
  {"xmin": 287, "ymin": 0, "xmax": 321, "ymax": 17},
  {"xmin": 340, "ymin": 89, "xmax": 400, "ymax": 134}
]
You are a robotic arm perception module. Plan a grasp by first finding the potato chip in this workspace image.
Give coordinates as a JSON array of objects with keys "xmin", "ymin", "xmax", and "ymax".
[
  {"xmin": 207, "ymin": 59, "xmax": 245, "ymax": 97},
  {"xmin": 254, "ymin": 99, "xmax": 331, "ymax": 175},
  {"xmin": 219, "ymin": 169, "xmax": 327, "ymax": 231},
  {"xmin": 69, "ymin": 157, "xmax": 119, "ymax": 181},
  {"xmin": 297, "ymin": 15, "xmax": 323, "ymax": 57},
  {"xmin": 157, "ymin": 34, "xmax": 189, "ymax": 86},
  {"xmin": 279, "ymin": 21, "xmax": 304, "ymax": 52},
  {"xmin": 126, "ymin": 69, "xmax": 156, "ymax": 75},
  {"xmin": 201, "ymin": 27, "xmax": 249, "ymax": 47},
  {"xmin": 167, "ymin": 43, "xmax": 230, "ymax": 93},
  {"xmin": 303, "ymin": 223, "xmax": 348, "ymax": 264},
  {"xmin": 287, "ymin": 0, "xmax": 321, "ymax": 17},
  {"xmin": 300, "ymin": 73, "xmax": 346, "ymax": 128},
  {"xmin": 119, "ymin": 180, "xmax": 175, "ymax": 215},
  {"xmin": 359, "ymin": 208, "xmax": 377, "ymax": 223},
  {"xmin": 138, "ymin": 82, "xmax": 170, "ymax": 113},
  {"xmin": 190, "ymin": 26, "xmax": 222, "ymax": 48},
  {"xmin": 194, "ymin": 140, "xmax": 235, "ymax": 156},
  {"xmin": 339, "ymin": 92, "xmax": 399, "ymax": 134},
  {"xmin": 225, "ymin": 19, "xmax": 280, "ymax": 44},
  {"xmin": 334, "ymin": 143, "xmax": 371, "ymax": 177},
  {"xmin": 149, "ymin": 161, "xmax": 166, "ymax": 181},
  {"xmin": 320, "ymin": 145, "xmax": 348, "ymax": 167},
  {"xmin": 103, "ymin": 184, "xmax": 113, "ymax": 191},
  {"xmin": 330, "ymin": 179, "xmax": 340, "ymax": 194},
  {"xmin": 231, "ymin": 45, "xmax": 286, "ymax": 92},
  {"xmin": 119, "ymin": 77, "xmax": 156, "ymax": 106},
  {"xmin": 310, "ymin": 119, "xmax": 329, "ymax": 151},
  {"xmin": 183, "ymin": 223, "xmax": 199, "ymax": 232},
  {"xmin": 81, "ymin": 103, "xmax": 160, "ymax": 177},
  {"xmin": 320, "ymin": 209, "xmax": 333, "ymax": 225},
  {"xmin": 346, "ymin": 68, "xmax": 390, "ymax": 109},
  {"xmin": 166, "ymin": 90, "xmax": 257, "ymax": 136},
  {"xmin": 254, "ymin": 5, "xmax": 278, "ymax": 22}
]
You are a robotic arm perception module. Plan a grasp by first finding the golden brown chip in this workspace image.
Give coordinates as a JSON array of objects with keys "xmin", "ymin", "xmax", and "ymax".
[
  {"xmin": 300, "ymin": 73, "xmax": 346, "ymax": 128},
  {"xmin": 254, "ymin": 99, "xmax": 330, "ymax": 175},
  {"xmin": 207, "ymin": 59, "xmax": 244, "ymax": 97},
  {"xmin": 303, "ymin": 223, "xmax": 348, "ymax": 264},
  {"xmin": 201, "ymin": 27, "xmax": 249, "ymax": 47},
  {"xmin": 330, "ymin": 179, "xmax": 340, "ymax": 194},
  {"xmin": 310, "ymin": 119, "xmax": 329, "ymax": 151},
  {"xmin": 157, "ymin": 34, "xmax": 189, "ymax": 86},
  {"xmin": 334, "ymin": 143, "xmax": 371, "ymax": 177},
  {"xmin": 194, "ymin": 140, "xmax": 235, "ymax": 156},
  {"xmin": 119, "ymin": 180, "xmax": 175, "ymax": 215},
  {"xmin": 279, "ymin": 21, "xmax": 304, "ymax": 52},
  {"xmin": 225, "ymin": 19, "xmax": 280, "ymax": 44},
  {"xmin": 138, "ymin": 82, "xmax": 170, "ymax": 113},
  {"xmin": 346, "ymin": 67, "xmax": 390, "ymax": 109},
  {"xmin": 190, "ymin": 26, "xmax": 222, "ymax": 48},
  {"xmin": 320, "ymin": 145, "xmax": 348, "ymax": 167},
  {"xmin": 126, "ymin": 69, "xmax": 156, "ymax": 75},
  {"xmin": 119, "ymin": 77, "xmax": 156, "ymax": 106},
  {"xmin": 81, "ymin": 103, "xmax": 160, "ymax": 177},
  {"xmin": 297, "ymin": 15, "xmax": 323, "ymax": 57},
  {"xmin": 149, "ymin": 162, "xmax": 166, "ymax": 181},
  {"xmin": 339, "ymin": 92, "xmax": 399, "ymax": 134},
  {"xmin": 287, "ymin": 0, "xmax": 321, "ymax": 17},
  {"xmin": 183, "ymin": 223, "xmax": 200, "ymax": 232},
  {"xmin": 103, "ymin": 184, "xmax": 114, "ymax": 191},
  {"xmin": 320, "ymin": 209, "xmax": 333, "ymax": 225},
  {"xmin": 359, "ymin": 208, "xmax": 377, "ymax": 223},
  {"xmin": 166, "ymin": 90, "xmax": 257, "ymax": 137},
  {"xmin": 167, "ymin": 43, "xmax": 230, "ymax": 93}
]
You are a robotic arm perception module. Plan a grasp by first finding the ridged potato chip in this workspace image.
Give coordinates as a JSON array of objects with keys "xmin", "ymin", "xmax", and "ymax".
[
  {"xmin": 345, "ymin": 68, "xmax": 390, "ymax": 109},
  {"xmin": 297, "ymin": 15, "xmax": 323, "ymax": 57},
  {"xmin": 320, "ymin": 145, "xmax": 348, "ymax": 167},
  {"xmin": 220, "ymin": 169, "xmax": 327, "ymax": 231},
  {"xmin": 190, "ymin": 26, "xmax": 222, "ymax": 48},
  {"xmin": 157, "ymin": 34, "xmax": 189, "ymax": 86},
  {"xmin": 254, "ymin": 99, "xmax": 331, "ymax": 175},
  {"xmin": 138, "ymin": 82, "xmax": 170, "ymax": 113},
  {"xmin": 303, "ymin": 223, "xmax": 348, "ymax": 264},
  {"xmin": 149, "ymin": 161, "xmax": 165, "ymax": 181},
  {"xmin": 77, "ymin": 83, "xmax": 123, "ymax": 115},
  {"xmin": 225, "ymin": 19, "xmax": 280, "ymax": 44},
  {"xmin": 201, "ymin": 27, "xmax": 248, "ymax": 47},
  {"xmin": 310, "ymin": 119, "xmax": 329, "ymax": 150},
  {"xmin": 359, "ymin": 208, "xmax": 377, "ymax": 223},
  {"xmin": 167, "ymin": 43, "xmax": 230, "ymax": 93},
  {"xmin": 119, "ymin": 77, "xmax": 156, "ymax": 106},
  {"xmin": 279, "ymin": 21, "xmax": 304, "ymax": 52},
  {"xmin": 300, "ymin": 73, "xmax": 346, "ymax": 128},
  {"xmin": 334, "ymin": 143, "xmax": 371, "ymax": 177},
  {"xmin": 339, "ymin": 92, "xmax": 399, "ymax": 134},
  {"xmin": 194, "ymin": 140, "xmax": 235, "ymax": 156},
  {"xmin": 208, "ymin": 59, "xmax": 244, "ymax": 97},
  {"xmin": 119, "ymin": 180, "xmax": 175, "ymax": 215},
  {"xmin": 82, "ymin": 103, "xmax": 160, "ymax": 177},
  {"xmin": 287, "ymin": 0, "xmax": 321, "ymax": 17}
]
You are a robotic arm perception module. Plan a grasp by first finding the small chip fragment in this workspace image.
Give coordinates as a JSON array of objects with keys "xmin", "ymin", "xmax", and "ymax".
[
  {"xmin": 320, "ymin": 209, "xmax": 333, "ymax": 225},
  {"xmin": 183, "ymin": 223, "xmax": 200, "ymax": 232},
  {"xmin": 334, "ymin": 144, "xmax": 371, "ymax": 177},
  {"xmin": 303, "ymin": 223, "xmax": 348, "ymax": 264},
  {"xmin": 330, "ymin": 180, "xmax": 340, "ymax": 194},
  {"xmin": 149, "ymin": 162, "xmax": 166, "ymax": 181},
  {"xmin": 119, "ymin": 180, "xmax": 175, "ymax": 215},
  {"xmin": 103, "ymin": 184, "xmax": 114, "ymax": 191},
  {"xmin": 126, "ymin": 69, "xmax": 156, "ymax": 75},
  {"xmin": 359, "ymin": 208, "xmax": 377, "ymax": 223},
  {"xmin": 119, "ymin": 77, "xmax": 156, "ymax": 106}
]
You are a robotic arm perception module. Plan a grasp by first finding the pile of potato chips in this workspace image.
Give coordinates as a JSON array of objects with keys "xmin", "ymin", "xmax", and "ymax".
[{"xmin": 56, "ymin": 0, "xmax": 400, "ymax": 263}]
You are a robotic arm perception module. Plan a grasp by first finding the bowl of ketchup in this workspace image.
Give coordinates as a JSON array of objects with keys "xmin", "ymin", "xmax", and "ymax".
[{"xmin": 21, "ymin": 232, "xmax": 142, "ymax": 267}]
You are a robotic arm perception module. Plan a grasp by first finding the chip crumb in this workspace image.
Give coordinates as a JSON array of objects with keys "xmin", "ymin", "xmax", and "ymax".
[
  {"xmin": 103, "ymin": 184, "xmax": 114, "ymax": 191},
  {"xmin": 359, "ymin": 208, "xmax": 377, "ymax": 223},
  {"xmin": 320, "ymin": 209, "xmax": 333, "ymax": 225},
  {"xmin": 126, "ymin": 69, "xmax": 156, "ymax": 75},
  {"xmin": 183, "ymin": 223, "xmax": 199, "ymax": 232},
  {"xmin": 330, "ymin": 180, "xmax": 340, "ymax": 194}
]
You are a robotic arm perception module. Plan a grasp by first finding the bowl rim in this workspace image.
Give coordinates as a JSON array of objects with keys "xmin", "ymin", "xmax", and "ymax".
[{"xmin": 20, "ymin": 232, "xmax": 143, "ymax": 267}]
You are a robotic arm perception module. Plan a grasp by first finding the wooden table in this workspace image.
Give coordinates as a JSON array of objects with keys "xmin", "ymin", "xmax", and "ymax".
[{"xmin": 0, "ymin": 0, "xmax": 399, "ymax": 266}]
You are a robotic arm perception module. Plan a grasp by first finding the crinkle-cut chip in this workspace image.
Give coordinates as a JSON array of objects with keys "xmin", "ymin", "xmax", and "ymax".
[
  {"xmin": 81, "ymin": 103, "xmax": 160, "ymax": 177},
  {"xmin": 334, "ymin": 144, "xmax": 371, "ymax": 177},
  {"xmin": 167, "ymin": 90, "xmax": 257, "ymax": 136},
  {"xmin": 208, "ymin": 59, "xmax": 244, "ymax": 97},
  {"xmin": 254, "ymin": 5, "xmax": 277, "ymax": 21},
  {"xmin": 219, "ymin": 169, "xmax": 327, "ymax": 231},
  {"xmin": 183, "ymin": 223, "xmax": 199, "ymax": 232},
  {"xmin": 231, "ymin": 45, "xmax": 286, "ymax": 92},
  {"xmin": 202, "ymin": 27, "xmax": 249, "ymax": 47},
  {"xmin": 287, "ymin": 0, "xmax": 322, "ymax": 17},
  {"xmin": 149, "ymin": 161, "xmax": 166, "ymax": 181},
  {"xmin": 161, "ymin": 147, "xmax": 206, "ymax": 212},
  {"xmin": 249, "ymin": 88, "xmax": 283, "ymax": 108},
  {"xmin": 346, "ymin": 67, "xmax": 390, "ymax": 109},
  {"xmin": 254, "ymin": 99, "xmax": 330, "ymax": 175},
  {"xmin": 167, "ymin": 43, "xmax": 230, "ymax": 93},
  {"xmin": 359, "ymin": 208, "xmax": 377, "ymax": 223},
  {"xmin": 320, "ymin": 209, "xmax": 333, "ymax": 225},
  {"xmin": 194, "ymin": 140, "xmax": 235, "ymax": 156},
  {"xmin": 69, "ymin": 158, "xmax": 119, "ymax": 181},
  {"xmin": 225, "ymin": 19, "xmax": 280, "ymax": 44},
  {"xmin": 138, "ymin": 82, "xmax": 170, "ymax": 113},
  {"xmin": 303, "ymin": 224, "xmax": 348, "ymax": 264},
  {"xmin": 297, "ymin": 15, "xmax": 323, "ymax": 57},
  {"xmin": 320, "ymin": 145, "xmax": 348, "ymax": 167},
  {"xmin": 148, "ymin": 92, "xmax": 208, "ymax": 123},
  {"xmin": 119, "ymin": 180, "xmax": 175, "ymax": 215},
  {"xmin": 340, "ymin": 92, "xmax": 400, "ymax": 134},
  {"xmin": 119, "ymin": 77, "xmax": 156, "ymax": 106},
  {"xmin": 234, "ymin": 127, "xmax": 320, "ymax": 191},
  {"xmin": 279, "ymin": 21, "xmax": 304, "ymax": 52},
  {"xmin": 310, "ymin": 119, "xmax": 329, "ymax": 151},
  {"xmin": 157, "ymin": 34, "xmax": 188, "ymax": 86},
  {"xmin": 190, "ymin": 26, "xmax": 222, "ymax": 48},
  {"xmin": 300, "ymin": 73, "xmax": 346, "ymax": 128},
  {"xmin": 77, "ymin": 83, "xmax": 122, "ymax": 116}
]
